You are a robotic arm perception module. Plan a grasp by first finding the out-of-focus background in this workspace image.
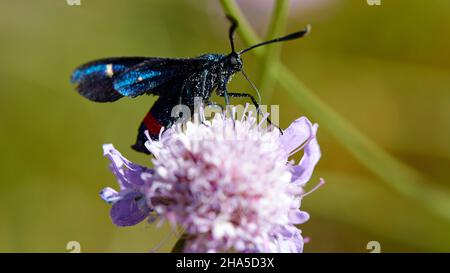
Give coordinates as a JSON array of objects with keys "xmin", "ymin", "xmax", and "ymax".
[{"xmin": 0, "ymin": 0, "xmax": 449, "ymax": 252}]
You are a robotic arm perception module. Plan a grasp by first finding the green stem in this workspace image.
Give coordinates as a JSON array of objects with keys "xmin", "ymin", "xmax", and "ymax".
[
  {"xmin": 219, "ymin": 0, "xmax": 450, "ymax": 221},
  {"xmin": 256, "ymin": 0, "xmax": 290, "ymax": 103},
  {"xmin": 171, "ymin": 235, "xmax": 187, "ymax": 253},
  {"xmin": 219, "ymin": 0, "xmax": 260, "ymax": 48}
]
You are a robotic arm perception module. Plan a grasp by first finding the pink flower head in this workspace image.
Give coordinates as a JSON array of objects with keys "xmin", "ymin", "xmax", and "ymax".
[{"xmin": 100, "ymin": 105, "xmax": 322, "ymax": 252}]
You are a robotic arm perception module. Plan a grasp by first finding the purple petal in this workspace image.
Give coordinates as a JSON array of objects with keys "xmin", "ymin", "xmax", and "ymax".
[
  {"xmin": 103, "ymin": 144, "xmax": 152, "ymax": 189},
  {"xmin": 110, "ymin": 197, "xmax": 149, "ymax": 227},
  {"xmin": 271, "ymin": 225, "xmax": 304, "ymax": 253},
  {"xmin": 279, "ymin": 117, "xmax": 314, "ymax": 155},
  {"xmin": 291, "ymin": 124, "xmax": 321, "ymax": 186},
  {"xmin": 289, "ymin": 210, "xmax": 310, "ymax": 224},
  {"xmin": 100, "ymin": 187, "xmax": 119, "ymax": 204},
  {"xmin": 278, "ymin": 233, "xmax": 303, "ymax": 253},
  {"xmin": 103, "ymin": 144, "xmax": 125, "ymax": 170}
]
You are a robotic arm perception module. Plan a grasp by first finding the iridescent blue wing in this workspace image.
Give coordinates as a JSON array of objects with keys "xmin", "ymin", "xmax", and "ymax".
[
  {"xmin": 112, "ymin": 57, "xmax": 209, "ymax": 98},
  {"xmin": 71, "ymin": 57, "xmax": 148, "ymax": 102},
  {"xmin": 71, "ymin": 57, "xmax": 211, "ymax": 102}
]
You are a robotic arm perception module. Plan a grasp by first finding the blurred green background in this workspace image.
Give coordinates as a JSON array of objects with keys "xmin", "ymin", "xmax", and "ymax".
[{"xmin": 0, "ymin": 0, "xmax": 449, "ymax": 252}]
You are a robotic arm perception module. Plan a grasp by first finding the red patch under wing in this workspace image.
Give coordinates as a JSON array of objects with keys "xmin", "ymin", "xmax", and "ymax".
[{"xmin": 143, "ymin": 112, "xmax": 163, "ymax": 137}]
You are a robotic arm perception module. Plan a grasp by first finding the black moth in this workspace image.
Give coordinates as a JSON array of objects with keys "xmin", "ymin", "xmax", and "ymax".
[{"xmin": 71, "ymin": 15, "xmax": 310, "ymax": 154}]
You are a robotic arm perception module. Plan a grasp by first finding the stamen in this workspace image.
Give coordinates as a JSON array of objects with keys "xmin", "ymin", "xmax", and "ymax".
[
  {"xmin": 199, "ymin": 105, "xmax": 206, "ymax": 123},
  {"xmin": 144, "ymin": 129, "xmax": 151, "ymax": 141},
  {"xmin": 231, "ymin": 106, "xmax": 237, "ymax": 122},
  {"xmin": 241, "ymin": 103, "xmax": 250, "ymax": 122},
  {"xmin": 287, "ymin": 125, "xmax": 315, "ymax": 157},
  {"xmin": 158, "ymin": 126, "xmax": 165, "ymax": 140},
  {"xmin": 288, "ymin": 138, "xmax": 310, "ymax": 158},
  {"xmin": 258, "ymin": 112, "xmax": 270, "ymax": 128},
  {"xmin": 229, "ymin": 106, "xmax": 236, "ymax": 131},
  {"xmin": 246, "ymin": 111, "xmax": 257, "ymax": 127},
  {"xmin": 149, "ymin": 228, "xmax": 182, "ymax": 253},
  {"xmin": 302, "ymin": 178, "xmax": 325, "ymax": 198}
]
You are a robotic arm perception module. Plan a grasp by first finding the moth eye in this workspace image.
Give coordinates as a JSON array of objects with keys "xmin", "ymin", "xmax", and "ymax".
[{"xmin": 230, "ymin": 56, "xmax": 237, "ymax": 65}]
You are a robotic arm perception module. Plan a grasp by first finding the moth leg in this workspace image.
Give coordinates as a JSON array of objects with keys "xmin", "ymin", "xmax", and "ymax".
[
  {"xmin": 224, "ymin": 91, "xmax": 281, "ymax": 132},
  {"xmin": 220, "ymin": 88, "xmax": 231, "ymax": 105}
]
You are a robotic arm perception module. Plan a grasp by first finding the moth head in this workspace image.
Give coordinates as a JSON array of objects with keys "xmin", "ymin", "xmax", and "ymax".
[{"xmin": 227, "ymin": 52, "xmax": 243, "ymax": 72}]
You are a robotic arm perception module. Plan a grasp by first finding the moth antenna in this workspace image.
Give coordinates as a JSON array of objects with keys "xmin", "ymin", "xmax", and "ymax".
[
  {"xmin": 226, "ymin": 14, "xmax": 238, "ymax": 53},
  {"xmin": 239, "ymin": 25, "xmax": 311, "ymax": 54}
]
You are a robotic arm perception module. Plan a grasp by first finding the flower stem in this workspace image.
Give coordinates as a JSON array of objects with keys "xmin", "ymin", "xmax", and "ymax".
[
  {"xmin": 219, "ymin": 0, "xmax": 260, "ymax": 48},
  {"xmin": 219, "ymin": 0, "xmax": 450, "ymax": 221},
  {"xmin": 256, "ymin": 0, "xmax": 290, "ymax": 103},
  {"xmin": 171, "ymin": 236, "xmax": 186, "ymax": 253}
]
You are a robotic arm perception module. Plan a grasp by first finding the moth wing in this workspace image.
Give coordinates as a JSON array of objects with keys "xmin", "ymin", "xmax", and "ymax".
[
  {"xmin": 71, "ymin": 57, "xmax": 148, "ymax": 102},
  {"xmin": 112, "ymin": 57, "xmax": 209, "ymax": 98}
]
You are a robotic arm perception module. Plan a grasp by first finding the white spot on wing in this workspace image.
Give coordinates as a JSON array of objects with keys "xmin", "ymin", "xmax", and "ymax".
[{"xmin": 105, "ymin": 64, "xmax": 114, "ymax": 77}]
